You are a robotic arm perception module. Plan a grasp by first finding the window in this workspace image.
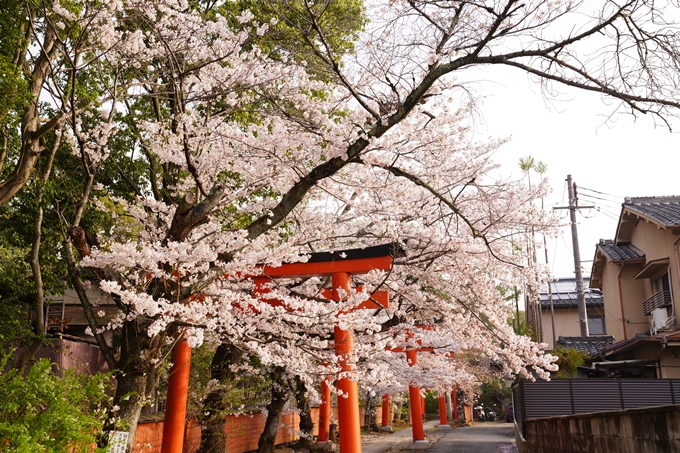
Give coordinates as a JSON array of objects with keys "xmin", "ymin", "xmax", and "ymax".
[
  {"xmin": 588, "ymin": 316, "xmax": 606, "ymax": 335},
  {"xmin": 653, "ymin": 272, "xmax": 671, "ymax": 295}
]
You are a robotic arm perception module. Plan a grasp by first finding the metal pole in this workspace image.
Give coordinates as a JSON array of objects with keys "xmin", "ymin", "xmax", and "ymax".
[{"xmin": 567, "ymin": 174, "xmax": 589, "ymax": 337}]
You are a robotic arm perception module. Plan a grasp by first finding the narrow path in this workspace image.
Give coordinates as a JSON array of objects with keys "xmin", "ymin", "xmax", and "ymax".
[
  {"xmin": 362, "ymin": 420, "xmax": 441, "ymax": 453},
  {"xmin": 360, "ymin": 421, "xmax": 517, "ymax": 453},
  {"xmin": 428, "ymin": 423, "xmax": 517, "ymax": 453}
]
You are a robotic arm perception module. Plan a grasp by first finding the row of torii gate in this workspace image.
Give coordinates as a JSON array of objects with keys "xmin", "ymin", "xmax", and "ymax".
[{"xmin": 160, "ymin": 243, "xmax": 460, "ymax": 453}]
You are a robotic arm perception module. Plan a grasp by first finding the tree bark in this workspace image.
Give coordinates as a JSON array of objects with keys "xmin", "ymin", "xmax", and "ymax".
[
  {"xmin": 99, "ymin": 319, "xmax": 156, "ymax": 451},
  {"xmin": 0, "ymin": 25, "xmax": 63, "ymax": 207},
  {"xmin": 291, "ymin": 377, "xmax": 314, "ymax": 450},
  {"xmin": 196, "ymin": 343, "xmax": 244, "ymax": 453},
  {"xmin": 15, "ymin": 130, "xmax": 61, "ymax": 369},
  {"xmin": 257, "ymin": 367, "xmax": 288, "ymax": 453}
]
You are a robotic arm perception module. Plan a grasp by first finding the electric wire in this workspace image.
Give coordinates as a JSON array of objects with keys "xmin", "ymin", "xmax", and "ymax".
[{"xmin": 579, "ymin": 186, "xmax": 623, "ymax": 199}]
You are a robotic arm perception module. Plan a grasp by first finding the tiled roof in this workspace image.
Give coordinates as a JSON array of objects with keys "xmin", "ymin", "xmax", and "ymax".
[
  {"xmin": 597, "ymin": 335, "xmax": 643, "ymax": 357},
  {"xmin": 598, "ymin": 330, "xmax": 680, "ymax": 358},
  {"xmin": 556, "ymin": 336, "xmax": 615, "ymax": 356},
  {"xmin": 539, "ymin": 278, "xmax": 603, "ymax": 308},
  {"xmin": 623, "ymin": 196, "xmax": 680, "ymax": 227},
  {"xmin": 596, "ymin": 240, "xmax": 645, "ymax": 262}
]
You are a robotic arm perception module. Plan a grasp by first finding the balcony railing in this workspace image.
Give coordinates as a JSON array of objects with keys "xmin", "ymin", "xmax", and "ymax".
[{"xmin": 642, "ymin": 290, "xmax": 673, "ymax": 315}]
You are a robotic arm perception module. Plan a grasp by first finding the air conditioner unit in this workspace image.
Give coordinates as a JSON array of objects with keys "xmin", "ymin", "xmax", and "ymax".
[{"xmin": 652, "ymin": 308, "xmax": 669, "ymax": 332}]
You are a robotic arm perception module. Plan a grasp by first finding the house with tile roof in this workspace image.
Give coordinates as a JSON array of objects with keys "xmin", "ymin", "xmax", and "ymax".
[
  {"xmin": 589, "ymin": 196, "xmax": 680, "ymax": 378},
  {"xmin": 537, "ymin": 277, "xmax": 611, "ymax": 351}
]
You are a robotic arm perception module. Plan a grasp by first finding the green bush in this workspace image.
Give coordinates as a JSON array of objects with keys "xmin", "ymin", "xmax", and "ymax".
[
  {"xmin": 553, "ymin": 346, "xmax": 588, "ymax": 378},
  {"xmin": 0, "ymin": 356, "xmax": 112, "ymax": 452}
]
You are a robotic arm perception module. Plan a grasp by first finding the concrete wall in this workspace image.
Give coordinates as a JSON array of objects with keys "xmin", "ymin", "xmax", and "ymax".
[
  {"xmin": 600, "ymin": 260, "xmax": 647, "ymax": 341},
  {"xmin": 629, "ymin": 222, "xmax": 680, "ymax": 330},
  {"xmin": 596, "ymin": 214, "xmax": 680, "ymax": 343},
  {"xmin": 517, "ymin": 405, "xmax": 680, "ymax": 453},
  {"xmin": 540, "ymin": 309, "xmax": 581, "ymax": 350},
  {"xmin": 540, "ymin": 308, "xmax": 608, "ymax": 350}
]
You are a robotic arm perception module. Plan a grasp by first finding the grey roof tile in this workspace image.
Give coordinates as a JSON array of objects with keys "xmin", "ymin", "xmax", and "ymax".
[
  {"xmin": 596, "ymin": 240, "xmax": 645, "ymax": 262},
  {"xmin": 539, "ymin": 277, "xmax": 603, "ymax": 308},
  {"xmin": 624, "ymin": 196, "xmax": 680, "ymax": 227},
  {"xmin": 556, "ymin": 335, "xmax": 615, "ymax": 356}
]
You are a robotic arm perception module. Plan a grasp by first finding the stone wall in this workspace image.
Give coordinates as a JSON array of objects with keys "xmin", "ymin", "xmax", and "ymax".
[{"xmin": 517, "ymin": 405, "xmax": 680, "ymax": 453}]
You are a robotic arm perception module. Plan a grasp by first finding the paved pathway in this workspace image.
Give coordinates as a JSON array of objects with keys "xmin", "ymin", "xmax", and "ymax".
[
  {"xmin": 362, "ymin": 420, "xmax": 441, "ymax": 453},
  {"xmin": 428, "ymin": 423, "xmax": 517, "ymax": 453},
  {"xmin": 360, "ymin": 421, "xmax": 517, "ymax": 453}
]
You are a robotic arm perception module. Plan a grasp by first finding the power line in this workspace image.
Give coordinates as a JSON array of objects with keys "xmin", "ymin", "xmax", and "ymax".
[
  {"xmin": 579, "ymin": 195, "xmax": 621, "ymax": 209},
  {"xmin": 579, "ymin": 186, "xmax": 622, "ymax": 199},
  {"xmin": 578, "ymin": 192, "xmax": 616, "ymax": 203}
]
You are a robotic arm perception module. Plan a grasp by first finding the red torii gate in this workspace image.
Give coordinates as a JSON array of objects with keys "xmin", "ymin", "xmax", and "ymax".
[
  {"xmin": 160, "ymin": 243, "xmax": 403, "ymax": 453},
  {"xmin": 385, "ymin": 328, "xmax": 435, "ymax": 448}
]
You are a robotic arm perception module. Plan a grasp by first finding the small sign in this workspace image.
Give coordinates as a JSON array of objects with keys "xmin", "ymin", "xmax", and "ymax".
[{"xmin": 107, "ymin": 431, "xmax": 129, "ymax": 453}]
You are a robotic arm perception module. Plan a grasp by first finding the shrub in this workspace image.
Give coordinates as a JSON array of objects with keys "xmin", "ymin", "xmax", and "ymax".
[{"xmin": 0, "ymin": 356, "xmax": 112, "ymax": 452}]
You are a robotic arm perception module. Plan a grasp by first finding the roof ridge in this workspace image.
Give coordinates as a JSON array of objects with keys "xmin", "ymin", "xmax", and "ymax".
[{"xmin": 625, "ymin": 195, "xmax": 680, "ymax": 204}]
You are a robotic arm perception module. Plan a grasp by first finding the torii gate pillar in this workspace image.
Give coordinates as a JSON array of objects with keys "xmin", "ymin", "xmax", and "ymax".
[
  {"xmin": 379, "ymin": 394, "xmax": 393, "ymax": 432},
  {"xmin": 453, "ymin": 388, "xmax": 459, "ymax": 421},
  {"xmin": 406, "ymin": 350, "xmax": 429, "ymax": 448},
  {"xmin": 317, "ymin": 372, "xmax": 332, "ymax": 443},
  {"xmin": 333, "ymin": 272, "xmax": 362, "ymax": 453},
  {"xmin": 437, "ymin": 392, "xmax": 451, "ymax": 430},
  {"xmin": 160, "ymin": 337, "xmax": 192, "ymax": 453}
]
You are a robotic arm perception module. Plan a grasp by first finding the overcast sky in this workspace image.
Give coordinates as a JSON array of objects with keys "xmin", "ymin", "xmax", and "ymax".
[{"xmin": 461, "ymin": 65, "xmax": 680, "ymax": 280}]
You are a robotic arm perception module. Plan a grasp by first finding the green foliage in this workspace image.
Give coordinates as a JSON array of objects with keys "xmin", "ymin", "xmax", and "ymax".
[
  {"xmin": 552, "ymin": 346, "xmax": 587, "ymax": 378},
  {"xmin": 0, "ymin": 245, "xmax": 35, "ymax": 347},
  {"xmin": 217, "ymin": 0, "xmax": 366, "ymax": 82},
  {"xmin": 424, "ymin": 391, "xmax": 439, "ymax": 414},
  {"xmin": 475, "ymin": 377, "xmax": 511, "ymax": 414},
  {"xmin": 507, "ymin": 308, "xmax": 534, "ymax": 338},
  {"xmin": 0, "ymin": 355, "xmax": 112, "ymax": 453},
  {"xmin": 0, "ymin": 129, "xmax": 105, "ymax": 349},
  {"xmin": 178, "ymin": 344, "xmax": 273, "ymax": 419},
  {"xmin": 0, "ymin": 1, "xmax": 30, "ymax": 126}
]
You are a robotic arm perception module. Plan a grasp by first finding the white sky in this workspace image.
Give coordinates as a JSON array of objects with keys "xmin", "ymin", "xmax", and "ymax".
[{"xmin": 462, "ymin": 65, "xmax": 680, "ymax": 280}]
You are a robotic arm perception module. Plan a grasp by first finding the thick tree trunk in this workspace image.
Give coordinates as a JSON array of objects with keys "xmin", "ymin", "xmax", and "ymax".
[
  {"xmin": 108, "ymin": 371, "xmax": 149, "ymax": 451},
  {"xmin": 291, "ymin": 377, "xmax": 314, "ymax": 450},
  {"xmin": 197, "ymin": 343, "xmax": 244, "ymax": 453},
  {"xmin": 257, "ymin": 368, "xmax": 288, "ymax": 453},
  {"xmin": 99, "ymin": 320, "xmax": 156, "ymax": 452}
]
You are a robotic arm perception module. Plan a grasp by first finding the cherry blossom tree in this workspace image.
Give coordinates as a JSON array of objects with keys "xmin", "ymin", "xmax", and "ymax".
[{"xmin": 8, "ymin": 0, "xmax": 680, "ymax": 450}]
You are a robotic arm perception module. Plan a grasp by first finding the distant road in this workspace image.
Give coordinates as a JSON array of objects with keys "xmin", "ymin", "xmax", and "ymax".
[{"xmin": 429, "ymin": 422, "xmax": 518, "ymax": 453}]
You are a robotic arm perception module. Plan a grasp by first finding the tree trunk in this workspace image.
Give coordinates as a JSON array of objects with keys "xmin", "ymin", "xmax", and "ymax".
[
  {"xmin": 291, "ymin": 377, "xmax": 313, "ymax": 450},
  {"xmin": 395, "ymin": 397, "xmax": 403, "ymax": 421},
  {"xmin": 197, "ymin": 343, "xmax": 244, "ymax": 453},
  {"xmin": 99, "ymin": 320, "xmax": 156, "ymax": 452},
  {"xmin": 15, "ymin": 131, "xmax": 60, "ymax": 369},
  {"xmin": 16, "ymin": 206, "xmax": 46, "ymax": 368},
  {"xmin": 257, "ymin": 367, "xmax": 288, "ymax": 453},
  {"xmin": 108, "ymin": 371, "xmax": 149, "ymax": 451}
]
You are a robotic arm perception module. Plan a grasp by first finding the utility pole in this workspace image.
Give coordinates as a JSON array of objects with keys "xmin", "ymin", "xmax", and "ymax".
[
  {"xmin": 543, "ymin": 240, "xmax": 556, "ymax": 348},
  {"xmin": 553, "ymin": 175, "xmax": 594, "ymax": 337}
]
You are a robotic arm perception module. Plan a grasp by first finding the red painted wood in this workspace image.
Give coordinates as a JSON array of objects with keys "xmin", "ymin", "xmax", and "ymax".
[{"xmin": 161, "ymin": 338, "xmax": 192, "ymax": 453}]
